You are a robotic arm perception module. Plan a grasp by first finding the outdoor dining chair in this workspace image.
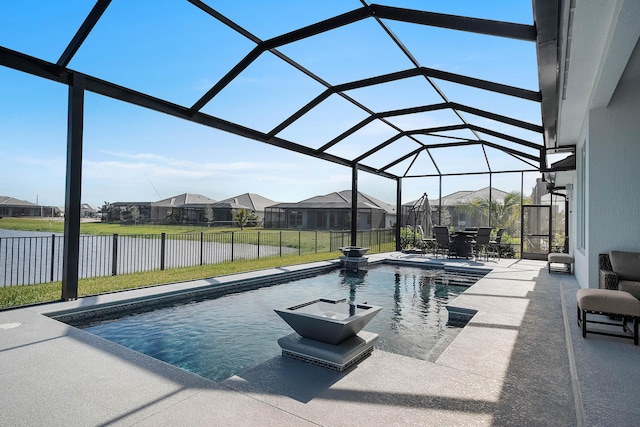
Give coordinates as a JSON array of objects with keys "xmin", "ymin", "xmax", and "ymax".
[
  {"xmin": 488, "ymin": 228, "xmax": 505, "ymax": 259},
  {"xmin": 471, "ymin": 227, "xmax": 493, "ymax": 261},
  {"xmin": 433, "ymin": 226, "xmax": 456, "ymax": 258}
]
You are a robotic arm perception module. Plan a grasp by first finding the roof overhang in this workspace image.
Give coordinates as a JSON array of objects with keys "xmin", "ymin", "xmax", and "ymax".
[{"xmin": 544, "ymin": 0, "xmax": 640, "ymax": 148}]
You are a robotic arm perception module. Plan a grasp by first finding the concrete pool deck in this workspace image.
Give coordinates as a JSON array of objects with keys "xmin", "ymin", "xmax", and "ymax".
[{"xmin": 1, "ymin": 253, "xmax": 638, "ymax": 426}]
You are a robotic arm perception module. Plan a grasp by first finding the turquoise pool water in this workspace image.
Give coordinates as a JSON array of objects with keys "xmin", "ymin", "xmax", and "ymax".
[{"xmin": 80, "ymin": 264, "xmax": 483, "ymax": 382}]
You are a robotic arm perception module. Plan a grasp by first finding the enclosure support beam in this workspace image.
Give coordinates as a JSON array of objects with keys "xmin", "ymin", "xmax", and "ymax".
[
  {"xmin": 396, "ymin": 178, "xmax": 402, "ymax": 251},
  {"xmin": 438, "ymin": 176, "xmax": 443, "ymax": 225},
  {"xmin": 489, "ymin": 174, "xmax": 493, "ymax": 227},
  {"xmin": 61, "ymin": 73, "xmax": 84, "ymax": 301},
  {"xmin": 351, "ymin": 165, "xmax": 358, "ymax": 246}
]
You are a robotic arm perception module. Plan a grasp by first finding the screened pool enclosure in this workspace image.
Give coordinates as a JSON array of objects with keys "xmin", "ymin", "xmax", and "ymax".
[{"xmin": 0, "ymin": 1, "xmax": 570, "ymax": 299}]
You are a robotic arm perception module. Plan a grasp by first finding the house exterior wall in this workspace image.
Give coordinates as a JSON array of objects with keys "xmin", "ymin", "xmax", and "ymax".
[
  {"xmin": 586, "ymin": 72, "xmax": 640, "ymax": 288},
  {"xmin": 574, "ymin": 49, "xmax": 640, "ymax": 289},
  {"xmin": 572, "ymin": 129, "xmax": 587, "ymax": 287}
]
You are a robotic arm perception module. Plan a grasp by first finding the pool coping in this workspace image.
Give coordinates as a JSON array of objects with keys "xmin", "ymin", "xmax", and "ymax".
[
  {"xmin": 45, "ymin": 262, "xmax": 342, "ymax": 325},
  {"xmin": 30, "ymin": 259, "xmax": 342, "ymax": 317},
  {"xmin": 41, "ymin": 257, "xmax": 488, "ymax": 327}
]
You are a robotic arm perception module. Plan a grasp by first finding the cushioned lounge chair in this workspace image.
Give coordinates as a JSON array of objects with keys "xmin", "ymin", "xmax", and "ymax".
[{"xmin": 599, "ymin": 251, "xmax": 640, "ymax": 300}]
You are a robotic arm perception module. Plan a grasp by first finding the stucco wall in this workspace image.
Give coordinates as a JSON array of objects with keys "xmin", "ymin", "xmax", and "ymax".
[
  {"xmin": 584, "ymin": 51, "xmax": 640, "ymax": 288},
  {"xmin": 572, "ymin": 135, "xmax": 586, "ymax": 288}
]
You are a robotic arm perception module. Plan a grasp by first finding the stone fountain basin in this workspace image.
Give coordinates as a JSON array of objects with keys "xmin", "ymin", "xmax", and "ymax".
[{"xmin": 274, "ymin": 298, "xmax": 382, "ymax": 345}]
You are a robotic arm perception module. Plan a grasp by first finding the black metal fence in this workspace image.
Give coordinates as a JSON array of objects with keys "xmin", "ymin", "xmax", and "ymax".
[{"xmin": 0, "ymin": 229, "xmax": 396, "ymax": 286}]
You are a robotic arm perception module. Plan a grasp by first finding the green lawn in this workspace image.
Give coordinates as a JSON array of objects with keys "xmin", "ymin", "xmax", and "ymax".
[
  {"xmin": 0, "ymin": 219, "xmax": 396, "ymax": 309},
  {"xmin": 0, "ymin": 217, "xmax": 243, "ymax": 235},
  {"xmin": 0, "ymin": 252, "xmax": 341, "ymax": 309},
  {"xmin": 0, "ymin": 217, "xmax": 345, "ymax": 252}
]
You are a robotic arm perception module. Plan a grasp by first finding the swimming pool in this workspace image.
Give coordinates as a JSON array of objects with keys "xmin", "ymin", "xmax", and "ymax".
[{"xmin": 75, "ymin": 263, "xmax": 485, "ymax": 382}]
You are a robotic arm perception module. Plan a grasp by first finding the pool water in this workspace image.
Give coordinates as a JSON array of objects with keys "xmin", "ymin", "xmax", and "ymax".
[{"xmin": 81, "ymin": 264, "xmax": 482, "ymax": 382}]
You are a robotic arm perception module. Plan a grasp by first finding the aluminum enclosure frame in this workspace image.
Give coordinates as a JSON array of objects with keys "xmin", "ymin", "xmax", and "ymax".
[{"xmin": 0, "ymin": 2, "xmax": 555, "ymax": 300}]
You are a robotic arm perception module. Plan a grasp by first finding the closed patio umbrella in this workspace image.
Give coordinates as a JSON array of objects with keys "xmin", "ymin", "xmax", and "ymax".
[{"xmin": 420, "ymin": 193, "xmax": 433, "ymax": 238}]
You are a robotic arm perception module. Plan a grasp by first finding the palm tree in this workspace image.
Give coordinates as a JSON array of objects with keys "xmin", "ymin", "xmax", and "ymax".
[
  {"xmin": 489, "ymin": 192, "xmax": 521, "ymax": 229},
  {"xmin": 461, "ymin": 198, "xmax": 490, "ymax": 226},
  {"xmin": 459, "ymin": 191, "xmax": 523, "ymax": 233}
]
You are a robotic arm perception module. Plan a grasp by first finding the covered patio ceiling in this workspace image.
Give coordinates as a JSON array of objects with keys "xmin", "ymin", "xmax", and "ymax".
[{"xmin": 0, "ymin": 0, "xmax": 561, "ymax": 182}]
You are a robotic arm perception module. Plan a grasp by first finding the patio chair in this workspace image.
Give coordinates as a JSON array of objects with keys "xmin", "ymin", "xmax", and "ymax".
[
  {"xmin": 416, "ymin": 225, "xmax": 437, "ymax": 256},
  {"xmin": 433, "ymin": 226, "xmax": 456, "ymax": 258},
  {"xmin": 599, "ymin": 251, "xmax": 640, "ymax": 300},
  {"xmin": 471, "ymin": 227, "xmax": 493, "ymax": 261},
  {"xmin": 414, "ymin": 225, "xmax": 436, "ymax": 255},
  {"xmin": 488, "ymin": 228, "xmax": 505, "ymax": 259}
]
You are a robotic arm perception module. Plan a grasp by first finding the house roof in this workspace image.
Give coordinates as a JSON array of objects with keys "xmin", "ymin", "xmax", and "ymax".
[
  {"xmin": 152, "ymin": 193, "xmax": 217, "ymax": 207},
  {"xmin": 403, "ymin": 187, "xmax": 511, "ymax": 208},
  {"xmin": 548, "ymin": 0, "xmax": 640, "ymax": 152},
  {"xmin": 0, "ymin": 196, "xmax": 38, "ymax": 207},
  {"xmin": 111, "ymin": 201, "xmax": 152, "ymax": 208},
  {"xmin": 211, "ymin": 201, "xmax": 248, "ymax": 210},
  {"xmin": 270, "ymin": 190, "xmax": 395, "ymax": 214},
  {"xmin": 429, "ymin": 186, "xmax": 511, "ymax": 206},
  {"xmin": 215, "ymin": 193, "xmax": 279, "ymax": 212}
]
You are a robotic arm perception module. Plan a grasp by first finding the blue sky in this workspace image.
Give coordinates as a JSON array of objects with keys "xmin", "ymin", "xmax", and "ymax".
[{"xmin": 0, "ymin": 1, "xmax": 542, "ymax": 208}]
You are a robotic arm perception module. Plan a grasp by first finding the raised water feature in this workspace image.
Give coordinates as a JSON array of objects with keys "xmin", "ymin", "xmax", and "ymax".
[
  {"xmin": 274, "ymin": 298, "xmax": 381, "ymax": 345},
  {"xmin": 339, "ymin": 246, "xmax": 370, "ymax": 258},
  {"xmin": 339, "ymin": 246, "xmax": 369, "ymax": 271},
  {"xmin": 275, "ymin": 298, "xmax": 382, "ymax": 371}
]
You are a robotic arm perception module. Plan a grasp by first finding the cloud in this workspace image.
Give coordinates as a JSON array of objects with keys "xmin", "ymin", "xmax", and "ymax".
[
  {"xmin": 99, "ymin": 150, "xmax": 167, "ymax": 161},
  {"xmin": 94, "ymin": 150, "xmax": 300, "ymax": 172}
]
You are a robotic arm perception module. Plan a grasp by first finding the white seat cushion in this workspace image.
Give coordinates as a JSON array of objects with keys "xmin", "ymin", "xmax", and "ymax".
[
  {"xmin": 577, "ymin": 288, "xmax": 640, "ymax": 317},
  {"xmin": 548, "ymin": 253, "xmax": 574, "ymax": 264}
]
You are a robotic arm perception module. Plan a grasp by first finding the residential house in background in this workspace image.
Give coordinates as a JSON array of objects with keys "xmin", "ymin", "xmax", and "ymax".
[
  {"xmin": 152, "ymin": 193, "xmax": 217, "ymax": 223},
  {"xmin": 0, "ymin": 196, "xmax": 60, "ymax": 218},
  {"xmin": 107, "ymin": 192, "xmax": 278, "ymax": 225},
  {"xmin": 109, "ymin": 201, "xmax": 153, "ymax": 223},
  {"xmin": 402, "ymin": 194, "xmax": 435, "ymax": 232},
  {"xmin": 80, "ymin": 203, "xmax": 97, "ymax": 218},
  {"xmin": 264, "ymin": 190, "xmax": 396, "ymax": 230},
  {"xmin": 427, "ymin": 187, "xmax": 511, "ymax": 229},
  {"xmin": 212, "ymin": 193, "xmax": 279, "ymax": 225},
  {"xmin": 402, "ymin": 187, "xmax": 512, "ymax": 231},
  {"xmin": 109, "ymin": 193, "xmax": 215, "ymax": 224}
]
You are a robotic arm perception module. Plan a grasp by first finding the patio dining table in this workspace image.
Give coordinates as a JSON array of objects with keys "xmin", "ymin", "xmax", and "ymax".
[{"xmin": 450, "ymin": 230, "xmax": 477, "ymax": 259}]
